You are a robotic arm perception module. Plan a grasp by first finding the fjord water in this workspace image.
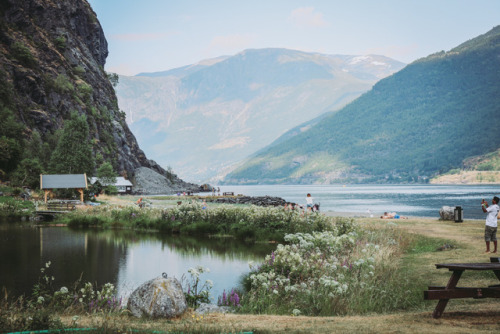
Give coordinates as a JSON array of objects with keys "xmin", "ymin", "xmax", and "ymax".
[
  {"xmin": 218, "ymin": 184, "xmax": 499, "ymax": 219},
  {"xmin": 0, "ymin": 224, "xmax": 274, "ymax": 303}
]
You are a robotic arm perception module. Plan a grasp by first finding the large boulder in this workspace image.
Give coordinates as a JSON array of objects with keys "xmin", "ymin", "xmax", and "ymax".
[
  {"xmin": 439, "ymin": 206, "xmax": 455, "ymax": 220},
  {"xmin": 127, "ymin": 277, "xmax": 187, "ymax": 318}
]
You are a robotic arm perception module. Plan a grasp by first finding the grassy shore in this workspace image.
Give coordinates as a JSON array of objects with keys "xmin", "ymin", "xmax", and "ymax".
[
  {"xmin": 62, "ymin": 217, "xmax": 500, "ymax": 333},
  {"xmin": 2, "ymin": 195, "xmax": 500, "ymax": 333}
]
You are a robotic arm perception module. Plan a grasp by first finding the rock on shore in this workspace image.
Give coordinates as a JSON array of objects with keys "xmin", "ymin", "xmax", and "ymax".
[
  {"xmin": 207, "ymin": 195, "xmax": 287, "ymax": 207},
  {"xmin": 133, "ymin": 167, "xmax": 200, "ymax": 195},
  {"xmin": 127, "ymin": 276, "xmax": 187, "ymax": 318}
]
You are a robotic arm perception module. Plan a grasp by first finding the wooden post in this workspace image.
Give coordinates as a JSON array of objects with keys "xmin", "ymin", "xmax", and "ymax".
[
  {"xmin": 44, "ymin": 189, "xmax": 49, "ymax": 203},
  {"xmin": 77, "ymin": 188, "xmax": 84, "ymax": 203}
]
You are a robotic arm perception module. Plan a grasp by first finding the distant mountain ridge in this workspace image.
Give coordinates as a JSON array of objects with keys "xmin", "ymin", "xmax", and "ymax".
[
  {"xmin": 223, "ymin": 26, "xmax": 500, "ymax": 184},
  {"xmin": 116, "ymin": 48, "xmax": 405, "ymax": 182}
]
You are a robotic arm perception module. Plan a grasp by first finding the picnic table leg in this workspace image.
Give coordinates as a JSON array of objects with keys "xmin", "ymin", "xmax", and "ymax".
[
  {"xmin": 490, "ymin": 258, "xmax": 500, "ymax": 281},
  {"xmin": 432, "ymin": 270, "xmax": 463, "ymax": 319}
]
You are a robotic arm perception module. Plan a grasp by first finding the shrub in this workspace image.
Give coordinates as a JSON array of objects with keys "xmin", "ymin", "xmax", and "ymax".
[
  {"xmin": 238, "ymin": 224, "xmax": 424, "ymax": 316},
  {"xmin": 77, "ymin": 81, "xmax": 93, "ymax": 100},
  {"xmin": 0, "ymin": 196, "xmax": 34, "ymax": 217},
  {"xmin": 53, "ymin": 74, "xmax": 74, "ymax": 94},
  {"xmin": 160, "ymin": 203, "xmax": 335, "ymax": 240},
  {"xmin": 53, "ymin": 35, "xmax": 66, "ymax": 50},
  {"xmin": 11, "ymin": 41, "xmax": 36, "ymax": 67}
]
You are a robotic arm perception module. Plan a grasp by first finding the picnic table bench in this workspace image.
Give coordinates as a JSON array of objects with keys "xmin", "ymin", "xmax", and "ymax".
[
  {"xmin": 223, "ymin": 192, "xmax": 234, "ymax": 196},
  {"xmin": 36, "ymin": 200, "xmax": 79, "ymax": 219},
  {"xmin": 424, "ymin": 257, "xmax": 500, "ymax": 318},
  {"xmin": 47, "ymin": 200, "xmax": 78, "ymax": 211}
]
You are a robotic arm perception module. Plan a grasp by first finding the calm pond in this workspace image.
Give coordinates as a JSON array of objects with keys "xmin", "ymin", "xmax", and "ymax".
[{"xmin": 0, "ymin": 221, "xmax": 275, "ymax": 303}]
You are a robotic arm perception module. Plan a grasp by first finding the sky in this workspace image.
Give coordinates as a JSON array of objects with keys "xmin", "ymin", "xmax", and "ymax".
[{"xmin": 87, "ymin": 0, "xmax": 500, "ymax": 76}]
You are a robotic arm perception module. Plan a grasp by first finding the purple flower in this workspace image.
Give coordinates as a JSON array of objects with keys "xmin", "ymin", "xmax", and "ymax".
[
  {"xmin": 233, "ymin": 292, "xmax": 240, "ymax": 306},
  {"xmin": 269, "ymin": 251, "xmax": 275, "ymax": 266}
]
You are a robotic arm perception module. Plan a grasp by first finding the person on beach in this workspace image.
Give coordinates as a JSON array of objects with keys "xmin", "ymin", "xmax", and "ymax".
[
  {"xmin": 380, "ymin": 212, "xmax": 407, "ymax": 219},
  {"xmin": 306, "ymin": 193, "xmax": 314, "ymax": 211},
  {"xmin": 481, "ymin": 196, "xmax": 499, "ymax": 253}
]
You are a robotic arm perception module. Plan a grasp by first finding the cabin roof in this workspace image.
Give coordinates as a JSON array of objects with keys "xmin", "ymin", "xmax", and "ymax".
[
  {"xmin": 90, "ymin": 177, "xmax": 133, "ymax": 187},
  {"xmin": 40, "ymin": 174, "xmax": 88, "ymax": 189}
]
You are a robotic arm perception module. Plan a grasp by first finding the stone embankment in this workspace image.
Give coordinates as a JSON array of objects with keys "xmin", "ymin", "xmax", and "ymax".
[{"xmin": 206, "ymin": 195, "xmax": 288, "ymax": 207}]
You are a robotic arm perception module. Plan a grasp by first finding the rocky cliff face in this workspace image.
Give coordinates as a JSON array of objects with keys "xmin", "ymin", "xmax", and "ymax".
[{"xmin": 0, "ymin": 0, "xmax": 198, "ymax": 193}]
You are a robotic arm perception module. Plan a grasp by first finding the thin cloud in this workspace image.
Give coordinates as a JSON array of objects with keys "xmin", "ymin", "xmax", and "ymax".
[
  {"xmin": 111, "ymin": 32, "xmax": 177, "ymax": 42},
  {"xmin": 105, "ymin": 63, "xmax": 138, "ymax": 76},
  {"xmin": 207, "ymin": 34, "xmax": 257, "ymax": 52},
  {"xmin": 289, "ymin": 7, "xmax": 329, "ymax": 28},
  {"xmin": 364, "ymin": 44, "xmax": 419, "ymax": 62}
]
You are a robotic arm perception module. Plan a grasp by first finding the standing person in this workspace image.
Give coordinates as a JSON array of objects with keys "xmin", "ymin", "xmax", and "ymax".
[
  {"xmin": 306, "ymin": 193, "xmax": 314, "ymax": 211},
  {"xmin": 481, "ymin": 196, "xmax": 499, "ymax": 253}
]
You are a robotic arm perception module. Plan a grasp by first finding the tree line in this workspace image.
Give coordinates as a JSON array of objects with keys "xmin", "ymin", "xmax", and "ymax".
[{"xmin": 0, "ymin": 105, "xmax": 116, "ymax": 192}]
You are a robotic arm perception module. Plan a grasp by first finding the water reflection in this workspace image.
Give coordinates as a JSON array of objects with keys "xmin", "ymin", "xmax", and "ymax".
[{"xmin": 0, "ymin": 222, "xmax": 274, "ymax": 302}]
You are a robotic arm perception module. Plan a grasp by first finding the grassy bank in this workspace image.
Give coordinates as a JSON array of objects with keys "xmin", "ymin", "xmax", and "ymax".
[{"xmin": 54, "ymin": 201, "xmax": 335, "ymax": 242}]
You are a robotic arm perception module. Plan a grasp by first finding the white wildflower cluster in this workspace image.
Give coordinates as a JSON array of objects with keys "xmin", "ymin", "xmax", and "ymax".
[
  {"xmin": 247, "ymin": 231, "xmax": 382, "ymax": 314},
  {"xmin": 188, "ymin": 265, "xmax": 210, "ymax": 279},
  {"xmin": 53, "ymin": 285, "xmax": 70, "ymax": 300},
  {"xmin": 183, "ymin": 265, "xmax": 213, "ymax": 307},
  {"xmin": 79, "ymin": 282, "xmax": 95, "ymax": 303},
  {"xmin": 97, "ymin": 282, "xmax": 116, "ymax": 300}
]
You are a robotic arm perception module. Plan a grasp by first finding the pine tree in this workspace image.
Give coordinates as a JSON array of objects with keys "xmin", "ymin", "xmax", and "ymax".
[
  {"xmin": 49, "ymin": 112, "xmax": 95, "ymax": 175},
  {"xmin": 96, "ymin": 161, "xmax": 117, "ymax": 185}
]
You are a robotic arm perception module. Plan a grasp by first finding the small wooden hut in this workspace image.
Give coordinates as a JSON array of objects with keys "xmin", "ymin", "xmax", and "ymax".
[
  {"xmin": 40, "ymin": 174, "xmax": 88, "ymax": 203},
  {"xmin": 89, "ymin": 176, "xmax": 133, "ymax": 194}
]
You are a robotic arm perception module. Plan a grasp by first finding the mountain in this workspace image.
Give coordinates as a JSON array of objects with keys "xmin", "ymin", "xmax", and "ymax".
[
  {"xmin": 0, "ymin": 0, "xmax": 197, "ymax": 193},
  {"xmin": 115, "ymin": 49, "xmax": 405, "ymax": 182},
  {"xmin": 223, "ymin": 26, "xmax": 500, "ymax": 184}
]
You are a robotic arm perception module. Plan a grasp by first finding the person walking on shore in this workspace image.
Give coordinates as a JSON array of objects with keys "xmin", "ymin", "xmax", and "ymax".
[
  {"xmin": 306, "ymin": 193, "xmax": 314, "ymax": 211},
  {"xmin": 481, "ymin": 196, "xmax": 499, "ymax": 253}
]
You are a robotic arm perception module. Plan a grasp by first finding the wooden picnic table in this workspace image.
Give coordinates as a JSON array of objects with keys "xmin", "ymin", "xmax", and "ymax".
[{"xmin": 424, "ymin": 257, "xmax": 500, "ymax": 318}]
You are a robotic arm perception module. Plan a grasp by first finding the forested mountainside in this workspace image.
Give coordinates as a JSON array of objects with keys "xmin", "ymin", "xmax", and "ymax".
[
  {"xmin": 116, "ymin": 49, "xmax": 405, "ymax": 182},
  {"xmin": 224, "ymin": 26, "xmax": 500, "ymax": 184},
  {"xmin": 0, "ymin": 0, "xmax": 197, "ymax": 193}
]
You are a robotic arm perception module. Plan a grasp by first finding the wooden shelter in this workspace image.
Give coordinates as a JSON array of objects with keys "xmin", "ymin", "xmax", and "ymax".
[{"xmin": 40, "ymin": 174, "xmax": 88, "ymax": 203}]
